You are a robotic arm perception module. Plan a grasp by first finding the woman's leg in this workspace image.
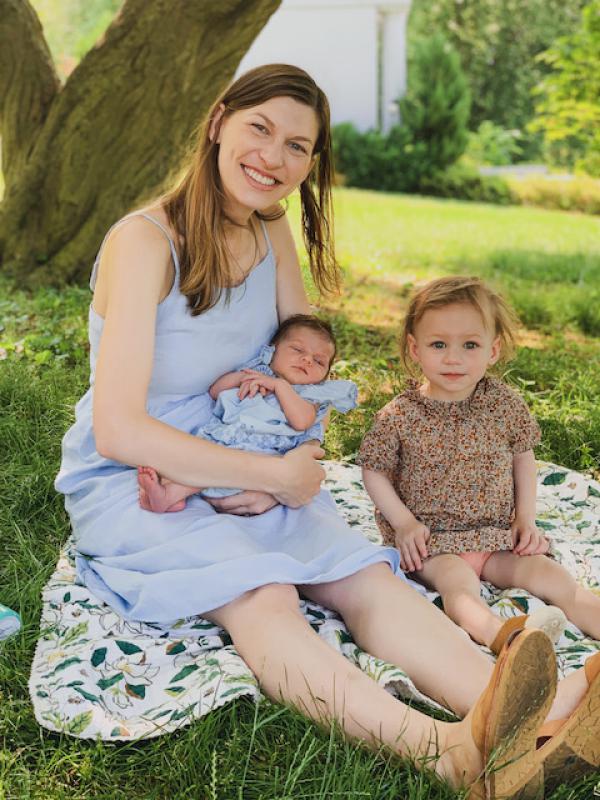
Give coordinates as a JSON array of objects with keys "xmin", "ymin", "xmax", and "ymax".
[
  {"xmin": 483, "ymin": 551, "xmax": 600, "ymax": 640},
  {"xmin": 204, "ymin": 582, "xmax": 481, "ymax": 786},
  {"xmin": 416, "ymin": 554, "xmax": 504, "ymax": 648},
  {"xmin": 302, "ymin": 562, "xmax": 493, "ymax": 717}
]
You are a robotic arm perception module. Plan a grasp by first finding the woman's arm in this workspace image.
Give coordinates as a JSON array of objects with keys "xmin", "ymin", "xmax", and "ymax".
[
  {"xmin": 266, "ymin": 214, "xmax": 311, "ymax": 320},
  {"xmin": 92, "ymin": 218, "xmax": 324, "ymax": 507}
]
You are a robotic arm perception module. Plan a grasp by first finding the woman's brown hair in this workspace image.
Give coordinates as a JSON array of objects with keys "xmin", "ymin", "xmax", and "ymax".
[
  {"xmin": 399, "ymin": 276, "xmax": 519, "ymax": 375},
  {"xmin": 162, "ymin": 64, "xmax": 339, "ymax": 315}
]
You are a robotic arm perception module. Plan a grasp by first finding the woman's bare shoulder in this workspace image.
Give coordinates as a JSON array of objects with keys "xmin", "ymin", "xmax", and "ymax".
[{"xmin": 93, "ymin": 209, "xmax": 175, "ymax": 315}]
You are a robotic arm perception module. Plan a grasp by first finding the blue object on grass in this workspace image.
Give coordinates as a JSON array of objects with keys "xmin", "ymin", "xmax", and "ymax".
[{"xmin": 0, "ymin": 603, "xmax": 21, "ymax": 640}]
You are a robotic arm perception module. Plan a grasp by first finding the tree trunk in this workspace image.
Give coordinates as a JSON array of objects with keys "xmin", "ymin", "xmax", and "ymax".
[{"xmin": 0, "ymin": 0, "xmax": 281, "ymax": 285}]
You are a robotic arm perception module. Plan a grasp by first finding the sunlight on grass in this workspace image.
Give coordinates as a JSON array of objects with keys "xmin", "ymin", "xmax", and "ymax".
[{"xmin": 1, "ymin": 188, "xmax": 599, "ymax": 799}]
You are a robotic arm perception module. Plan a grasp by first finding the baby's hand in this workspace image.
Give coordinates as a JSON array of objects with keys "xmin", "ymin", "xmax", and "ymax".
[
  {"xmin": 394, "ymin": 522, "xmax": 430, "ymax": 572},
  {"xmin": 512, "ymin": 518, "xmax": 549, "ymax": 556},
  {"xmin": 238, "ymin": 371, "xmax": 278, "ymax": 399}
]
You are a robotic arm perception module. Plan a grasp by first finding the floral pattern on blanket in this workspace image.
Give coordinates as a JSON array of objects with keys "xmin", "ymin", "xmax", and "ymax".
[{"xmin": 30, "ymin": 461, "xmax": 600, "ymax": 740}]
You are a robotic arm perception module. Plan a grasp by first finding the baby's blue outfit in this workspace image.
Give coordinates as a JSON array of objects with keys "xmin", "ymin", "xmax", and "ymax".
[
  {"xmin": 199, "ymin": 345, "xmax": 358, "ymax": 497},
  {"xmin": 55, "ymin": 213, "xmax": 402, "ymax": 623}
]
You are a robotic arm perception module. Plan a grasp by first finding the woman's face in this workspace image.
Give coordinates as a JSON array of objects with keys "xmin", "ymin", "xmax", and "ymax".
[{"xmin": 214, "ymin": 96, "xmax": 319, "ymax": 219}]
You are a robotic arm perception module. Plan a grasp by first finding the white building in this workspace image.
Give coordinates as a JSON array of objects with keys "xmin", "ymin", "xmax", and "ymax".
[{"xmin": 237, "ymin": 0, "xmax": 413, "ymax": 132}]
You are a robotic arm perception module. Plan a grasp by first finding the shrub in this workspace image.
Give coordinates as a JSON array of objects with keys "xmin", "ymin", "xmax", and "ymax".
[
  {"xmin": 418, "ymin": 163, "xmax": 514, "ymax": 205},
  {"xmin": 398, "ymin": 34, "xmax": 471, "ymax": 184},
  {"xmin": 333, "ymin": 35, "xmax": 471, "ymax": 193},
  {"xmin": 507, "ymin": 174, "xmax": 600, "ymax": 214},
  {"xmin": 466, "ymin": 121, "xmax": 523, "ymax": 166}
]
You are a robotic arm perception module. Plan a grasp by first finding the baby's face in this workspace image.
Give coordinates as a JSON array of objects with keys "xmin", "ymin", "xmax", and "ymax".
[
  {"xmin": 408, "ymin": 303, "xmax": 500, "ymax": 401},
  {"xmin": 271, "ymin": 327, "xmax": 334, "ymax": 384}
]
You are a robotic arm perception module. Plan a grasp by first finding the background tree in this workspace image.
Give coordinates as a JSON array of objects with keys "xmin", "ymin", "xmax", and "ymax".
[
  {"xmin": 397, "ymin": 33, "xmax": 471, "ymax": 184},
  {"xmin": 531, "ymin": 0, "xmax": 600, "ymax": 176},
  {"xmin": 0, "ymin": 0, "xmax": 280, "ymax": 286},
  {"xmin": 409, "ymin": 0, "xmax": 587, "ymax": 153}
]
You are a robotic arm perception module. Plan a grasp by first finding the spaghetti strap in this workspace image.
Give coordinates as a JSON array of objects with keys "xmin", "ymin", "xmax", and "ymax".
[
  {"xmin": 258, "ymin": 217, "xmax": 273, "ymax": 259},
  {"xmin": 90, "ymin": 212, "xmax": 180, "ymax": 291}
]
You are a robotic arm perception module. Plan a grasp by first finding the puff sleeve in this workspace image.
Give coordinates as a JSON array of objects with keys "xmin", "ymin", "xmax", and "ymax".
[
  {"xmin": 356, "ymin": 401, "xmax": 402, "ymax": 477},
  {"xmin": 503, "ymin": 385, "xmax": 542, "ymax": 454}
]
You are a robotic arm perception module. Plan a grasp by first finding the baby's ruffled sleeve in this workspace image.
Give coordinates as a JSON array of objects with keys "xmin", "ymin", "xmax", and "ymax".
[
  {"xmin": 296, "ymin": 380, "xmax": 358, "ymax": 414},
  {"xmin": 356, "ymin": 402, "xmax": 402, "ymax": 477},
  {"xmin": 504, "ymin": 388, "xmax": 542, "ymax": 454}
]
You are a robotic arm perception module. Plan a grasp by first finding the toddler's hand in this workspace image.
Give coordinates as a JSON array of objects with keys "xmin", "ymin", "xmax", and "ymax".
[
  {"xmin": 512, "ymin": 519, "xmax": 549, "ymax": 556},
  {"xmin": 394, "ymin": 522, "xmax": 430, "ymax": 572}
]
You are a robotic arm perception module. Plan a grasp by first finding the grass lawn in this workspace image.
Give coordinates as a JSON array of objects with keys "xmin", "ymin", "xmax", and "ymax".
[{"xmin": 1, "ymin": 188, "xmax": 599, "ymax": 799}]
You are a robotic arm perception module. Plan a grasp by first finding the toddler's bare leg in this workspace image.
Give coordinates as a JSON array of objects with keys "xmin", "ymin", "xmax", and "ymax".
[
  {"xmin": 415, "ymin": 554, "xmax": 504, "ymax": 650},
  {"xmin": 483, "ymin": 551, "xmax": 600, "ymax": 640},
  {"xmin": 137, "ymin": 466, "xmax": 199, "ymax": 513}
]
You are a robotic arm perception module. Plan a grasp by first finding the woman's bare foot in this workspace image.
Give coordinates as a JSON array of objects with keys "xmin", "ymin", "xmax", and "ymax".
[{"xmin": 137, "ymin": 467, "xmax": 186, "ymax": 513}]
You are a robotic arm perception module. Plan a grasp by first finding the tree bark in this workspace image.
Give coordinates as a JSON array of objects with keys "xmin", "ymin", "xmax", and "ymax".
[{"xmin": 0, "ymin": 0, "xmax": 281, "ymax": 285}]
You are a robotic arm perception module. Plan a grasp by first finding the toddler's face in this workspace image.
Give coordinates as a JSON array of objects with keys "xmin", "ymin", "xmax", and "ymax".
[
  {"xmin": 271, "ymin": 327, "xmax": 334, "ymax": 384},
  {"xmin": 408, "ymin": 303, "xmax": 500, "ymax": 401}
]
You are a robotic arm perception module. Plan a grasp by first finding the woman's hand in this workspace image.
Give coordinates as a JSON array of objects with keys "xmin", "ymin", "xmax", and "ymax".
[
  {"xmin": 272, "ymin": 443, "xmax": 325, "ymax": 507},
  {"xmin": 207, "ymin": 491, "xmax": 279, "ymax": 516}
]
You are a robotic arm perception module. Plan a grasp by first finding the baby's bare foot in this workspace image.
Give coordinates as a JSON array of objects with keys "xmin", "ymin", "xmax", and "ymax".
[{"xmin": 137, "ymin": 467, "xmax": 185, "ymax": 513}]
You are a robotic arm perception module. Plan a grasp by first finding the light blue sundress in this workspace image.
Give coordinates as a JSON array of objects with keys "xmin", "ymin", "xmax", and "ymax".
[{"xmin": 55, "ymin": 213, "xmax": 402, "ymax": 623}]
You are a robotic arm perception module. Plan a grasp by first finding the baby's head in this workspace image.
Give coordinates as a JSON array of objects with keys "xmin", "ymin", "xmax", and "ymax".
[
  {"xmin": 270, "ymin": 314, "xmax": 336, "ymax": 385},
  {"xmin": 400, "ymin": 277, "xmax": 518, "ymax": 398}
]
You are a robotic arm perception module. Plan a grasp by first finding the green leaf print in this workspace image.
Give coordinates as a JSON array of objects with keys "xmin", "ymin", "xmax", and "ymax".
[
  {"xmin": 170, "ymin": 703, "xmax": 198, "ymax": 721},
  {"xmin": 91, "ymin": 647, "xmax": 107, "ymax": 667},
  {"xmin": 170, "ymin": 664, "xmax": 199, "ymax": 683},
  {"xmin": 63, "ymin": 592, "xmax": 71, "ymax": 602},
  {"xmin": 73, "ymin": 687, "xmax": 101, "ymax": 703},
  {"xmin": 542, "ymin": 472, "xmax": 567, "ymax": 486},
  {"xmin": 125, "ymin": 683, "xmax": 146, "ymax": 700},
  {"xmin": 166, "ymin": 641, "xmax": 186, "ymax": 656},
  {"xmin": 588, "ymin": 485, "xmax": 600, "ymax": 498},
  {"xmin": 219, "ymin": 686, "xmax": 250, "ymax": 698},
  {"xmin": 65, "ymin": 711, "xmax": 93, "ymax": 735},
  {"xmin": 61, "ymin": 622, "xmax": 89, "ymax": 646},
  {"xmin": 164, "ymin": 686, "xmax": 186, "ymax": 696},
  {"xmin": 115, "ymin": 640, "xmax": 143, "ymax": 655},
  {"xmin": 47, "ymin": 657, "xmax": 83, "ymax": 676},
  {"xmin": 97, "ymin": 672, "xmax": 124, "ymax": 690},
  {"xmin": 511, "ymin": 597, "xmax": 529, "ymax": 614},
  {"xmin": 536, "ymin": 520, "xmax": 556, "ymax": 531},
  {"xmin": 576, "ymin": 521, "xmax": 591, "ymax": 531}
]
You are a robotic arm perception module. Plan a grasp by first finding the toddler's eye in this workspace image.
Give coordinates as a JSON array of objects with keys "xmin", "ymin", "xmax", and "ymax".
[
  {"xmin": 431, "ymin": 341, "xmax": 446, "ymax": 349},
  {"xmin": 464, "ymin": 341, "xmax": 479, "ymax": 349}
]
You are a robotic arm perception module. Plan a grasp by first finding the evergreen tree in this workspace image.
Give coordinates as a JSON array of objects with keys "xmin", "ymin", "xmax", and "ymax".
[{"xmin": 398, "ymin": 34, "xmax": 471, "ymax": 183}]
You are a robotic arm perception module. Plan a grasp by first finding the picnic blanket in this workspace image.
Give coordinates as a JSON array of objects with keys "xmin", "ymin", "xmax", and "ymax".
[{"xmin": 30, "ymin": 461, "xmax": 600, "ymax": 741}]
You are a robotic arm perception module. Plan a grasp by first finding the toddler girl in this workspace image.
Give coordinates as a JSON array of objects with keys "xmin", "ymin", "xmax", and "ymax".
[
  {"xmin": 358, "ymin": 276, "xmax": 600, "ymax": 654},
  {"xmin": 139, "ymin": 314, "xmax": 357, "ymax": 511}
]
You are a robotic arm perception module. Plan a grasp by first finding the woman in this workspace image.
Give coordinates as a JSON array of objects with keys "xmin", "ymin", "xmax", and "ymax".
[{"xmin": 55, "ymin": 64, "xmax": 599, "ymax": 796}]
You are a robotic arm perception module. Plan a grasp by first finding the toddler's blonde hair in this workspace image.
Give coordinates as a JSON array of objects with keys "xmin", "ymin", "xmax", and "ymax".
[{"xmin": 400, "ymin": 276, "xmax": 518, "ymax": 375}]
